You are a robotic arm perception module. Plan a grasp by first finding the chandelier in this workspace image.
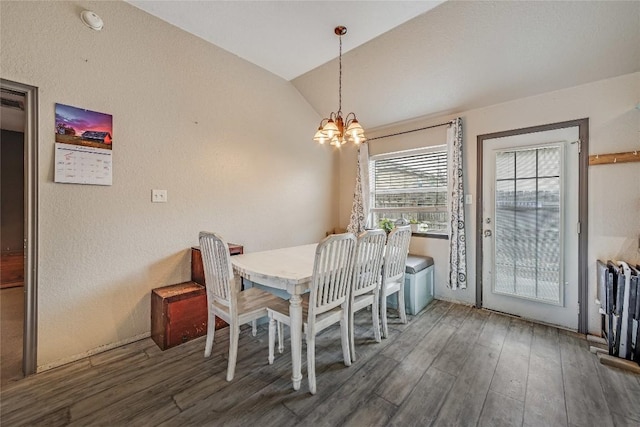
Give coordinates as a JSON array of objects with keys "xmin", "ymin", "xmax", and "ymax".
[{"xmin": 313, "ymin": 26, "xmax": 366, "ymax": 146}]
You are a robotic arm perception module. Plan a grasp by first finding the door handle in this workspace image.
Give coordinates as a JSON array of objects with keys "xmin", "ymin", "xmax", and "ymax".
[{"xmin": 484, "ymin": 230, "xmax": 492, "ymax": 237}]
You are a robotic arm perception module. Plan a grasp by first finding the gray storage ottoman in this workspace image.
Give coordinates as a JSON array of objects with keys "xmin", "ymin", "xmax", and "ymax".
[{"xmin": 388, "ymin": 254, "xmax": 435, "ymax": 315}]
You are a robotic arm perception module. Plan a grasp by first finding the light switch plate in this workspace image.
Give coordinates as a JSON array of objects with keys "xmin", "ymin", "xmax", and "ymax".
[
  {"xmin": 465, "ymin": 194, "xmax": 473, "ymax": 205},
  {"xmin": 151, "ymin": 189, "xmax": 167, "ymax": 203}
]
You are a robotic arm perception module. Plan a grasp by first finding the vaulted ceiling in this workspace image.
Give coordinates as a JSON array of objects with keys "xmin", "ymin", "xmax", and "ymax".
[
  {"xmin": 127, "ymin": 1, "xmax": 445, "ymax": 81},
  {"xmin": 292, "ymin": 1, "xmax": 640, "ymax": 129},
  {"xmin": 111, "ymin": 1, "xmax": 640, "ymax": 130}
]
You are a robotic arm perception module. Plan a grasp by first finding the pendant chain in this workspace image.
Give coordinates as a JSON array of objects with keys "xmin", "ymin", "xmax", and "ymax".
[{"xmin": 338, "ymin": 35, "xmax": 342, "ymax": 114}]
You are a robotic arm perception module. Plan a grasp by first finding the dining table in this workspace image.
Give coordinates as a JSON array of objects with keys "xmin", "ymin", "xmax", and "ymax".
[{"xmin": 230, "ymin": 243, "xmax": 317, "ymax": 391}]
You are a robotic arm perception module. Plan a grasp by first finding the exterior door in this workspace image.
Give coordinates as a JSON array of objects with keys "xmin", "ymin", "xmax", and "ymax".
[{"xmin": 481, "ymin": 127, "xmax": 579, "ymax": 330}]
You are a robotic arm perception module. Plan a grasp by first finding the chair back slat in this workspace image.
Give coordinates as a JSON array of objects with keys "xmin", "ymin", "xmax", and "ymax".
[
  {"xmin": 199, "ymin": 231, "xmax": 234, "ymax": 309},
  {"xmin": 310, "ymin": 233, "xmax": 356, "ymax": 317},
  {"xmin": 383, "ymin": 226, "xmax": 412, "ymax": 283},
  {"xmin": 352, "ymin": 229, "xmax": 387, "ymax": 296}
]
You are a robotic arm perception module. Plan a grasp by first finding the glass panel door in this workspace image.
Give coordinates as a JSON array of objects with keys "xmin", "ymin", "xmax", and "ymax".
[
  {"xmin": 481, "ymin": 125, "xmax": 579, "ymax": 330},
  {"xmin": 493, "ymin": 145, "xmax": 563, "ymax": 305}
]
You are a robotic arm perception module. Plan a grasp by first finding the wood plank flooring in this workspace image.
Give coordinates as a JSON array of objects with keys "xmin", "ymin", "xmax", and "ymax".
[{"xmin": 1, "ymin": 300, "xmax": 639, "ymax": 426}]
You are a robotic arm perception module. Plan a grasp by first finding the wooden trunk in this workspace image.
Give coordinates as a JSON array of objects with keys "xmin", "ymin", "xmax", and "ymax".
[
  {"xmin": 151, "ymin": 282, "xmax": 208, "ymax": 350},
  {"xmin": 150, "ymin": 244, "xmax": 244, "ymax": 350},
  {"xmin": 190, "ymin": 245, "xmax": 242, "ymax": 332},
  {"xmin": 190, "ymin": 244, "xmax": 243, "ymax": 286}
]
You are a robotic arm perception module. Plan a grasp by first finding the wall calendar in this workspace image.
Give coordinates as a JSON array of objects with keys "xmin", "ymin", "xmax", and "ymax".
[{"xmin": 54, "ymin": 103, "xmax": 113, "ymax": 186}]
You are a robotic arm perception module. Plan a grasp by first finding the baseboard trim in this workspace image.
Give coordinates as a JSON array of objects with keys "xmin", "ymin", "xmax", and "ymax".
[{"xmin": 36, "ymin": 332, "xmax": 151, "ymax": 373}]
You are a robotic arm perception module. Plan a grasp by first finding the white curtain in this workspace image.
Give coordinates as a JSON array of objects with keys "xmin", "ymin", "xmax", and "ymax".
[
  {"xmin": 447, "ymin": 118, "xmax": 467, "ymax": 289},
  {"xmin": 347, "ymin": 142, "xmax": 370, "ymax": 234}
]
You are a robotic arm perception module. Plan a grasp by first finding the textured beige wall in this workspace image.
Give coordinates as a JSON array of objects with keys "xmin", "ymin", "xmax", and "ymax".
[
  {"xmin": 340, "ymin": 72, "xmax": 640, "ymax": 334},
  {"xmin": 1, "ymin": 1, "xmax": 336, "ymax": 370}
]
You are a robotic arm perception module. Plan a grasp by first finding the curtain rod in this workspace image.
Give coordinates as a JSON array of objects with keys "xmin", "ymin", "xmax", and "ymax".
[{"xmin": 367, "ymin": 120, "xmax": 453, "ymax": 142}]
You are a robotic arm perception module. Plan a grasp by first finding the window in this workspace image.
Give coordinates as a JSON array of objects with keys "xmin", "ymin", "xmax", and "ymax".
[{"xmin": 369, "ymin": 146, "xmax": 448, "ymax": 235}]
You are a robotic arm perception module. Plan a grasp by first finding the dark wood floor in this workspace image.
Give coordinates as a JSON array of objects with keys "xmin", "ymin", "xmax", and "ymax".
[{"xmin": 1, "ymin": 300, "xmax": 639, "ymax": 426}]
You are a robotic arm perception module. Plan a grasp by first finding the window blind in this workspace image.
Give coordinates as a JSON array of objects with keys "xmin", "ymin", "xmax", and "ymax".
[{"xmin": 370, "ymin": 149, "xmax": 448, "ymax": 233}]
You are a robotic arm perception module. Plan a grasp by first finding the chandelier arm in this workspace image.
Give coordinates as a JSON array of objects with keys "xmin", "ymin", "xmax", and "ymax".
[{"xmin": 344, "ymin": 112, "xmax": 356, "ymax": 126}]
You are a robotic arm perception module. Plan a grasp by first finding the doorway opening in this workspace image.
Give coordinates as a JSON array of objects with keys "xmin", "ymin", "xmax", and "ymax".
[{"xmin": 0, "ymin": 79, "xmax": 38, "ymax": 384}]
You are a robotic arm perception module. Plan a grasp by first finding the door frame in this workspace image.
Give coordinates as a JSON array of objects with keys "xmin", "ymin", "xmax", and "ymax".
[
  {"xmin": 476, "ymin": 118, "xmax": 589, "ymax": 333},
  {"xmin": 1, "ymin": 78, "xmax": 39, "ymax": 375}
]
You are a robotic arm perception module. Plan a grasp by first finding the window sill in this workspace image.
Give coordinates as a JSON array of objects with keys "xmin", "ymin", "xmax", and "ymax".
[{"xmin": 411, "ymin": 232, "xmax": 449, "ymax": 240}]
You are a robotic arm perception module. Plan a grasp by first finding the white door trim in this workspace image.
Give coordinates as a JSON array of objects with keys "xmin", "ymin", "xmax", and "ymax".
[{"xmin": 476, "ymin": 119, "xmax": 589, "ymax": 333}]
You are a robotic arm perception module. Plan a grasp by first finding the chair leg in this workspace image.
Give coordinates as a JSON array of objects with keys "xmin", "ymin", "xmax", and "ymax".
[
  {"xmin": 204, "ymin": 311, "xmax": 216, "ymax": 357},
  {"xmin": 398, "ymin": 280, "xmax": 407, "ymax": 324},
  {"xmin": 372, "ymin": 293, "xmax": 381, "ymax": 343},
  {"xmin": 227, "ymin": 325, "xmax": 240, "ymax": 381},
  {"xmin": 349, "ymin": 302, "xmax": 356, "ymax": 363},
  {"xmin": 277, "ymin": 321, "xmax": 284, "ymax": 353},
  {"xmin": 340, "ymin": 306, "xmax": 352, "ymax": 367},
  {"xmin": 252, "ymin": 319, "xmax": 257, "ymax": 337},
  {"xmin": 307, "ymin": 330, "xmax": 317, "ymax": 395},
  {"xmin": 381, "ymin": 289, "xmax": 389, "ymax": 339},
  {"xmin": 268, "ymin": 316, "xmax": 276, "ymax": 365}
]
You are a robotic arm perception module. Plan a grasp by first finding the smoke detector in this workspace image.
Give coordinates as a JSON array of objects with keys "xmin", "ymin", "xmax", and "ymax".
[{"xmin": 80, "ymin": 10, "xmax": 103, "ymax": 31}]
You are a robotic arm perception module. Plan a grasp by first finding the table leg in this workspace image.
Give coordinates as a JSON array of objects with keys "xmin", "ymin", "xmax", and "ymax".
[{"xmin": 289, "ymin": 293, "xmax": 303, "ymax": 390}]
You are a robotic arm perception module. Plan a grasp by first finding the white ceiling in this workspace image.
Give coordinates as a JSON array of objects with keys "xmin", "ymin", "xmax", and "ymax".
[
  {"xmin": 295, "ymin": 0, "xmax": 640, "ymax": 129},
  {"xmin": 2, "ymin": 3, "xmax": 637, "ymax": 141},
  {"xmin": 125, "ymin": 1, "xmax": 640, "ymax": 131},
  {"xmin": 126, "ymin": 1, "xmax": 445, "ymax": 81}
]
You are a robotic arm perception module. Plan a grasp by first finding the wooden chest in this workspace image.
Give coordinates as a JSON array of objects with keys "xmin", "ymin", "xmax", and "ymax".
[
  {"xmin": 150, "ymin": 244, "xmax": 245, "ymax": 350},
  {"xmin": 151, "ymin": 281, "xmax": 208, "ymax": 350},
  {"xmin": 190, "ymin": 244, "xmax": 243, "ymax": 286}
]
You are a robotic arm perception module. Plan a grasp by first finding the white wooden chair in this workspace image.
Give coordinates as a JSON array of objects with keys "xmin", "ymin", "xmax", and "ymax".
[
  {"xmin": 380, "ymin": 225, "xmax": 412, "ymax": 338},
  {"xmin": 349, "ymin": 229, "xmax": 386, "ymax": 362},
  {"xmin": 267, "ymin": 232, "xmax": 356, "ymax": 394},
  {"xmin": 199, "ymin": 231, "xmax": 284, "ymax": 381}
]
